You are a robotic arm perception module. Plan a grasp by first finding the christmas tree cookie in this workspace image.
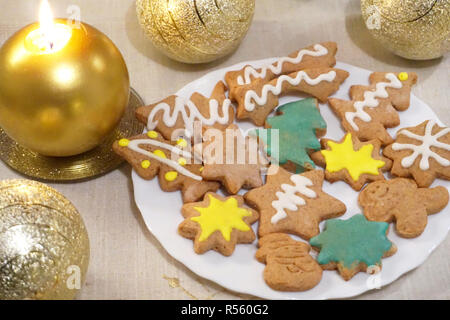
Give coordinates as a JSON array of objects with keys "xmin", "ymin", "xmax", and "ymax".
[
  {"xmin": 383, "ymin": 120, "xmax": 450, "ymax": 187},
  {"xmin": 311, "ymin": 133, "xmax": 392, "ymax": 190},
  {"xmin": 113, "ymin": 132, "xmax": 219, "ymax": 203},
  {"xmin": 244, "ymin": 166, "xmax": 346, "ymax": 239},
  {"xmin": 359, "ymin": 178, "xmax": 449, "ymax": 238},
  {"xmin": 309, "ymin": 214, "xmax": 397, "ymax": 281},
  {"xmin": 329, "ymin": 71, "xmax": 417, "ymax": 145},
  {"xmin": 178, "ymin": 193, "xmax": 259, "ymax": 256},
  {"xmin": 252, "ymin": 98, "xmax": 327, "ymax": 173}
]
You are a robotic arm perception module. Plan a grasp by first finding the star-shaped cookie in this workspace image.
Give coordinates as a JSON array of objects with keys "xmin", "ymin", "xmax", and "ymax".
[
  {"xmin": 113, "ymin": 132, "xmax": 219, "ymax": 203},
  {"xmin": 196, "ymin": 124, "xmax": 264, "ymax": 194},
  {"xmin": 309, "ymin": 214, "xmax": 396, "ymax": 281},
  {"xmin": 383, "ymin": 120, "xmax": 450, "ymax": 187},
  {"xmin": 135, "ymin": 81, "xmax": 234, "ymax": 140},
  {"xmin": 311, "ymin": 133, "xmax": 392, "ymax": 190},
  {"xmin": 178, "ymin": 193, "xmax": 259, "ymax": 256},
  {"xmin": 244, "ymin": 166, "xmax": 346, "ymax": 239}
]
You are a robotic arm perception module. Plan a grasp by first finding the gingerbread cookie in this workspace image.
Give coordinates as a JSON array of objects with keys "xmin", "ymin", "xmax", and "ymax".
[
  {"xmin": 225, "ymin": 42, "xmax": 338, "ymax": 100},
  {"xmin": 329, "ymin": 71, "xmax": 418, "ymax": 145},
  {"xmin": 359, "ymin": 178, "xmax": 449, "ymax": 238},
  {"xmin": 252, "ymin": 98, "xmax": 327, "ymax": 173},
  {"xmin": 383, "ymin": 120, "xmax": 450, "ymax": 187},
  {"xmin": 135, "ymin": 81, "xmax": 234, "ymax": 140},
  {"xmin": 196, "ymin": 124, "xmax": 264, "ymax": 194},
  {"xmin": 178, "ymin": 192, "xmax": 259, "ymax": 256},
  {"xmin": 310, "ymin": 214, "xmax": 396, "ymax": 281},
  {"xmin": 113, "ymin": 132, "xmax": 219, "ymax": 203},
  {"xmin": 234, "ymin": 67, "xmax": 349, "ymax": 126},
  {"xmin": 255, "ymin": 233, "xmax": 323, "ymax": 291},
  {"xmin": 311, "ymin": 133, "xmax": 392, "ymax": 190},
  {"xmin": 244, "ymin": 166, "xmax": 346, "ymax": 239}
]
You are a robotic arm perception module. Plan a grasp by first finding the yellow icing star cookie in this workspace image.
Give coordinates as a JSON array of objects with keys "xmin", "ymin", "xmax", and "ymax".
[
  {"xmin": 178, "ymin": 193, "xmax": 259, "ymax": 256},
  {"xmin": 311, "ymin": 133, "xmax": 392, "ymax": 190}
]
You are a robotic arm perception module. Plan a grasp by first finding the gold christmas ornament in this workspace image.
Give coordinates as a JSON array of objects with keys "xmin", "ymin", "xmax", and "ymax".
[
  {"xmin": 136, "ymin": 0, "xmax": 255, "ymax": 63},
  {"xmin": 0, "ymin": 179, "xmax": 90, "ymax": 300},
  {"xmin": 361, "ymin": 0, "xmax": 450, "ymax": 60},
  {"xmin": 0, "ymin": 18, "xmax": 130, "ymax": 156}
]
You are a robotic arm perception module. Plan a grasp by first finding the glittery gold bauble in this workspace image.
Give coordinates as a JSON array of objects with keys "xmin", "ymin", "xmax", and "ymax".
[
  {"xmin": 0, "ymin": 19, "xmax": 130, "ymax": 156},
  {"xmin": 361, "ymin": 0, "xmax": 450, "ymax": 60},
  {"xmin": 136, "ymin": 0, "xmax": 255, "ymax": 63},
  {"xmin": 0, "ymin": 180, "xmax": 90, "ymax": 300}
]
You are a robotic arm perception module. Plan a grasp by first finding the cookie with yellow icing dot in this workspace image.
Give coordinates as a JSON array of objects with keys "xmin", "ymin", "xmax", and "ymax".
[
  {"xmin": 113, "ymin": 133, "xmax": 219, "ymax": 203},
  {"xmin": 178, "ymin": 192, "xmax": 259, "ymax": 256},
  {"xmin": 329, "ymin": 71, "xmax": 418, "ymax": 146},
  {"xmin": 311, "ymin": 133, "xmax": 392, "ymax": 190}
]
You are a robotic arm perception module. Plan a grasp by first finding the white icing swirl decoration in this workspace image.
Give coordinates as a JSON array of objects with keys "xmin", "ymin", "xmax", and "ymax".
[
  {"xmin": 127, "ymin": 138, "xmax": 202, "ymax": 181},
  {"xmin": 236, "ymin": 44, "xmax": 329, "ymax": 85},
  {"xmin": 271, "ymin": 175, "xmax": 317, "ymax": 224},
  {"xmin": 392, "ymin": 120, "xmax": 450, "ymax": 170},
  {"xmin": 244, "ymin": 70, "xmax": 337, "ymax": 112},
  {"xmin": 147, "ymin": 96, "xmax": 231, "ymax": 137},
  {"xmin": 345, "ymin": 73, "xmax": 402, "ymax": 131}
]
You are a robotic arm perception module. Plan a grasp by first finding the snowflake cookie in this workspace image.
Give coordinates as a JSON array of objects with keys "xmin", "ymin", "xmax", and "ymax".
[{"xmin": 383, "ymin": 120, "xmax": 450, "ymax": 187}]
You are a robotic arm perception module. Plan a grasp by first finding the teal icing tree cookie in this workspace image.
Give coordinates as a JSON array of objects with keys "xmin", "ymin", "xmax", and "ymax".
[
  {"xmin": 253, "ymin": 98, "xmax": 327, "ymax": 173},
  {"xmin": 309, "ymin": 214, "xmax": 396, "ymax": 281}
]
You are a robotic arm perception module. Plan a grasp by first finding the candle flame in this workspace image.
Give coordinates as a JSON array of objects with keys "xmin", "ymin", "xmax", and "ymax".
[{"xmin": 39, "ymin": 0, "xmax": 55, "ymax": 49}]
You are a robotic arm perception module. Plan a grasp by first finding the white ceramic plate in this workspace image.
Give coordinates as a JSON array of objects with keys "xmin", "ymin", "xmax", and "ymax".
[{"xmin": 132, "ymin": 60, "xmax": 450, "ymax": 299}]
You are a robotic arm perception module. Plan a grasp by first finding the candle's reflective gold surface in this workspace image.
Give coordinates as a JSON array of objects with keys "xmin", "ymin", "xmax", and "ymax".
[
  {"xmin": 0, "ymin": 179, "xmax": 90, "ymax": 300},
  {"xmin": 0, "ymin": 19, "xmax": 130, "ymax": 156}
]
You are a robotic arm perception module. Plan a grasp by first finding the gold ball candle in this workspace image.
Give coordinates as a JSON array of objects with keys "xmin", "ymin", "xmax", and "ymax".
[{"xmin": 0, "ymin": 0, "xmax": 130, "ymax": 156}]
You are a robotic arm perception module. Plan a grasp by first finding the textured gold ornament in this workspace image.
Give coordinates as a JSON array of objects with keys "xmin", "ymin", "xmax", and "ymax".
[
  {"xmin": 136, "ymin": 0, "xmax": 255, "ymax": 63},
  {"xmin": 0, "ymin": 179, "xmax": 90, "ymax": 300},
  {"xmin": 0, "ymin": 88, "xmax": 144, "ymax": 181},
  {"xmin": 361, "ymin": 0, "xmax": 450, "ymax": 60},
  {"xmin": 0, "ymin": 19, "xmax": 130, "ymax": 156}
]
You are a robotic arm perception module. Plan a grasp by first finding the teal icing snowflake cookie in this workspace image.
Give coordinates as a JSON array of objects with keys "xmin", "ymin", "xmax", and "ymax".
[{"xmin": 309, "ymin": 214, "xmax": 396, "ymax": 281}]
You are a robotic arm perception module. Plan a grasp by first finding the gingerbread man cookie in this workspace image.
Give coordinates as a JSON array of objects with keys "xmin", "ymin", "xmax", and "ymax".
[
  {"xmin": 252, "ymin": 98, "xmax": 327, "ymax": 173},
  {"xmin": 311, "ymin": 133, "xmax": 392, "ymax": 190},
  {"xmin": 383, "ymin": 120, "xmax": 450, "ymax": 187},
  {"xmin": 234, "ymin": 67, "xmax": 349, "ymax": 126},
  {"xmin": 225, "ymin": 42, "xmax": 338, "ymax": 100},
  {"xmin": 196, "ymin": 124, "xmax": 264, "ymax": 194},
  {"xmin": 135, "ymin": 81, "xmax": 234, "ymax": 140},
  {"xmin": 244, "ymin": 166, "xmax": 346, "ymax": 239},
  {"xmin": 113, "ymin": 132, "xmax": 219, "ymax": 203},
  {"xmin": 329, "ymin": 71, "xmax": 418, "ymax": 145},
  {"xmin": 359, "ymin": 178, "xmax": 449, "ymax": 238},
  {"xmin": 255, "ymin": 233, "xmax": 323, "ymax": 291},
  {"xmin": 178, "ymin": 193, "xmax": 259, "ymax": 256},
  {"xmin": 310, "ymin": 214, "xmax": 396, "ymax": 281}
]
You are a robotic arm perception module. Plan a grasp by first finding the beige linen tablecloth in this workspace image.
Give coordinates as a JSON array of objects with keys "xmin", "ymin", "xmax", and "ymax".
[{"xmin": 0, "ymin": 0, "xmax": 449, "ymax": 299}]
